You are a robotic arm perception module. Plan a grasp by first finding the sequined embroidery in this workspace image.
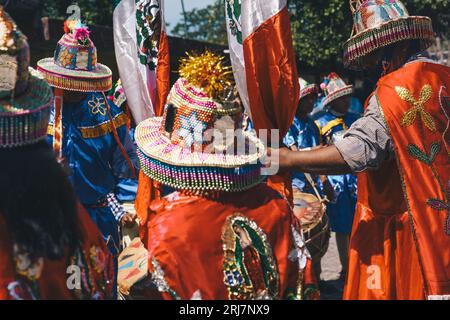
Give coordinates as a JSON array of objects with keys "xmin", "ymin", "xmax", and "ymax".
[
  {"xmin": 407, "ymin": 141, "xmax": 441, "ymax": 166},
  {"xmin": 427, "ymin": 181, "xmax": 450, "ymax": 236},
  {"xmin": 149, "ymin": 256, "xmax": 180, "ymax": 300},
  {"xmin": 396, "ymin": 84, "xmax": 436, "ymax": 132},
  {"xmin": 221, "ymin": 213, "xmax": 279, "ymax": 300},
  {"xmin": 13, "ymin": 245, "xmax": 44, "ymax": 281},
  {"xmin": 88, "ymin": 96, "xmax": 107, "ymax": 116}
]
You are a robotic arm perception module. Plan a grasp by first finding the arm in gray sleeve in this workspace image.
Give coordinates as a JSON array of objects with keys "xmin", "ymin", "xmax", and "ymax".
[{"xmin": 334, "ymin": 95, "xmax": 395, "ymax": 173}]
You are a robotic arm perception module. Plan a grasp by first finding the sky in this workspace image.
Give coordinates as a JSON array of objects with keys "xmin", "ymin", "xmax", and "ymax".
[{"xmin": 165, "ymin": 0, "xmax": 217, "ymax": 34}]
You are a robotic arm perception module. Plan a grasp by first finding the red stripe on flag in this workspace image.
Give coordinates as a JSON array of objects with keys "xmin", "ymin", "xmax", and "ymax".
[
  {"xmin": 243, "ymin": 6, "xmax": 299, "ymax": 138},
  {"xmin": 155, "ymin": 31, "xmax": 170, "ymax": 117}
]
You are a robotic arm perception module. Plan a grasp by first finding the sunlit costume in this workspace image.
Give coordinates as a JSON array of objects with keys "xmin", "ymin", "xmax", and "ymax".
[
  {"xmin": 337, "ymin": 0, "xmax": 449, "ymax": 299},
  {"xmin": 0, "ymin": 8, "xmax": 113, "ymax": 300},
  {"xmin": 37, "ymin": 21, "xmax": 139, "ymax": 257},
  {"xmin": 315, "ymin": 73, "xmax": 359, "ymax": 235},
  {"xmin": 134, "ymin": 52, "xmax": 319, "ymax": 300}
]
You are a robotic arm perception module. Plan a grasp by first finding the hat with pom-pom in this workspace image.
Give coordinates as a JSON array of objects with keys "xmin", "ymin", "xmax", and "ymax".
[
  {"xmin": 135, "ymin": 51, "xmax": 265, "ymax": 192},
  {"xmin": 0, "ymin": 6, "xmax": 53, "ymax": 148},
  {"xmin": 37, "ymin": 19, "xmax": 112, "ymax": 92}
]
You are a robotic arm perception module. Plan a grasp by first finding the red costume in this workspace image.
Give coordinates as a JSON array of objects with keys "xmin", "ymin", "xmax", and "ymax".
[
  {"xmin": 344, "ymin": 61, "xmax": 450, "ymax": 299},
  {"xmin": 0, "ymin": 204, "xmax": 114, "ymax": 300}
]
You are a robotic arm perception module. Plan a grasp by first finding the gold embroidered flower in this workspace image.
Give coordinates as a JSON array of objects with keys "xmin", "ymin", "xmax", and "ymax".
[
  {"xmin": 396, "ymin": 84, "xmax": 436, "ymax": 132},
  {"xmin": 13, "ymin": 245, "xmax": 44, "ymax": 281},
  {"xmin": 59, "ymin": 49, "xmax": 74, "ymax": 68},
  {"xmin": 88, "ymin": 97, "xmax": 107, "ymax": 116},
  {"xmin": 89, "ymin": 246, "xmax": 106, "ymax": 274}
]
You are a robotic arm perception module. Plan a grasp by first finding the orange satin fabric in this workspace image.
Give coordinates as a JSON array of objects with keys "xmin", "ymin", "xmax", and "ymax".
[
  {"xmin": 0, "ymin": 203, "xmax": 114, "ymax": 300},
  {"xmin": 142, "ymin": 184, "xmax": 305, "ymax": 300},
  {"xmin": 243, "ymin": 7, "xmax": 298, "ymax": 204},
  {"xmin": 344, "ymin": 61, "xmax": 450, "ymax": 300},
  {"xmin": 155, "ymin": 31, "xmax": 170, "ymax": 117},
  {"xmin": 53, "ymin": 88, "xmax": 63, "ymax": 160},
  {"xmin": 135, "ymin": 31, "xmax": 169, "ymax": 238},
  {"xmin": 243, "ymin": 6, "xmax": 299, "ymax": 139}
]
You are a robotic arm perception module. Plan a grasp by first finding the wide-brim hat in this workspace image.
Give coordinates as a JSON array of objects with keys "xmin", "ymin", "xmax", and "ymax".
[
  {"xmin": 135, "ymin": 52, "xmax": 266, "ymax": 192},
  {"xmin": 321, "ymin": 72, "xmax": 353, "ymax": 107},
  {"xmin": 37, "ymin": 21, "xmax": 112, "ymax": 92},
  {"xmin": 298, "ymin": 77, "xmax": 318, "ymax": 100},
  {"xmin": 344, "ymin": 0, "xmax": 435, "ymax": 70},
  {"xmin": 0, "ymin": 8, "xmax": 53, "ymax": 148}
]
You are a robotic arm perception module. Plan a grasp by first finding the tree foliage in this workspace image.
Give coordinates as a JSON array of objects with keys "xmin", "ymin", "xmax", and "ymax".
[
  {"xmin": 289, "ymin": 0, "xmax": 449, "ymax": 69},
  {"xmin": 172, "ymin": 0, "xmax": 227, "ymax": 45},
  {"xmin": 41, "ymin": 0, "xmax": 113, "ymax": 26}
]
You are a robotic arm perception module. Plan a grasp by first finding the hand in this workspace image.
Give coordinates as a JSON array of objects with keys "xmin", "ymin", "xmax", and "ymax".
[
  {"xmin": 321, "ymin": 179, "xmax": 336, "ymax": 203},
  {"xmin": 120, "ymin": 212, "xmax": 137, "ymax": 227}
]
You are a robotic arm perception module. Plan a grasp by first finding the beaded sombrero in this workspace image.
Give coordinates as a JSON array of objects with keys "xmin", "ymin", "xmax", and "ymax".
[
  {"xmin": 320, "ymin": 72, "xmax": 353, "ymax": 107},
  {"xmin": 135, "ymin": 51, "xmax": 266, "ymax": 192},
  {"xmin": 299, "ymin": 77, "xmax": 318, "ymax": 100},
  {"xmin": 0, "ymin": 7, "xmax": 52, "ymax": 148},
  {"xmin": 344, "ymin": 0, "xmax": 435, "ymax": 69},
  {"xmin": 37, "ymin": 20, "xmax": 112, "ymax": 92}
]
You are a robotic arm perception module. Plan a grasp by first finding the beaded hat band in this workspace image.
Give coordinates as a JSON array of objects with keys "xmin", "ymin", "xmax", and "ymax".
[
  {"xmin": 344, "ymin": 0, "xmax": 435, "ymax": 69},
  {"xmin": 298, "ymin": 78, "xmax": 318, "ymax": 100}
]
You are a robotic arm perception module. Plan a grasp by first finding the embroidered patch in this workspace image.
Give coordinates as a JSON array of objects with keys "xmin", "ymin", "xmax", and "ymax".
[
  {"xmin": 221, "ymin": 213, "xmax": 279, "ymax": 300},
  {"xmin": 396, "ymin": 84, "xmax": 436, "ymax": 132},
  {"xmin": 13, "ymin": 245, "xmax": 44, "ymax": 281},
  {"xmin": 407, "ymin": 141, "xmax": 441, "ymax": 165},
  {"xmin": 88, "ymin": 96, "xmax": 107, "ymax": 116},
  {"xmin": 427, "ymin": 181, "xmax": 450, "ymax": 236}
]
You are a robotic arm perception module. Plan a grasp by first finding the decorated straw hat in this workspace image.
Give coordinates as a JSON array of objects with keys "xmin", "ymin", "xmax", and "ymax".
[
  {"xmin": 320, "ymin": 72, "xmax": 353, "ymax": 107},
  {"xmin": 0, "ymin": 7, "xmax": 52, "ymax": 148},
  {"xmin": 135, "ymin": 51, "xmax": 265, "ymax": 192},
  {"xmin": 37, "ymin": 20, "xmax": 112, "ymax": 92},
  {"xmin": 299, "ymin": 77, "xmax": 318, "ymax": 100},
  {"xmin": 344, "ymin": 0, "xmax": 435, "ymax": 69}
]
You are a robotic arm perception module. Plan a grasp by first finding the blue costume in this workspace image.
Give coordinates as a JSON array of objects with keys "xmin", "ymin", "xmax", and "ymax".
[
  {"xmin": 47, "ymin": 92, "xmax": 139, "ymax": 256},
  {"xmin": 283, "ymin": 116, "xmax": 322, "ymax": 195},
  {"xmin": 315, "ymin": 111, "xmax": 359, "ymax": 234}
]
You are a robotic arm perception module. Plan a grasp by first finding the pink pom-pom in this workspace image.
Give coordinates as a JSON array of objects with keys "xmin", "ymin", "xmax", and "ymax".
[{"xmin": 320, "ymin": 83, "xmax": 327, "ymax": 91}]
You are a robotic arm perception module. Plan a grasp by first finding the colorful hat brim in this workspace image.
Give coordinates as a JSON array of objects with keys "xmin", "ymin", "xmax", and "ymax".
[
  {"xmin": 343, "ymin": 16, "xmax": 435, "ymax": 70},
  {"xmin": 0, "ymin": 68, "xmax": 53, "ymax": 148},
  {"xmin": 299, "ymin": 84, "xmax": 318, "ymax": 100},
  {"xmin": 322, "ymin": 85, "xmax": 353, "ymax": 107},
  {"xmin": 37, "ymin": 57, "xmax": 112, "ymax": 92},
  {"xmin": 135, "ymin": 117, "xmax": 266, "ymax": 192}
]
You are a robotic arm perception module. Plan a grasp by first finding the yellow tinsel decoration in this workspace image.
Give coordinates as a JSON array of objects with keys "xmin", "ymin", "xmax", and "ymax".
[{"xmin": 179, "ymin": 50, "xmax": 234, "ymax": 100}]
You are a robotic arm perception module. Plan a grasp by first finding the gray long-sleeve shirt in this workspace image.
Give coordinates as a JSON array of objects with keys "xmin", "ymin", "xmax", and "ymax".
[{"xmin": 335, "ymin": 94, "xmax": 395, "ymax": 173}]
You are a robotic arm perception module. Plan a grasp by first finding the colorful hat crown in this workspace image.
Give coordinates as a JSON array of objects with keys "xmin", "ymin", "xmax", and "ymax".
[
  {"xmin": 54, "ymin": 21, "xmax": 97, "ymax": 72},
  {"xmin": 0, "ymin": 7, "xmax": 52, "ymax": 148},
  {"xmin": 344, "ymin": 0, "xmax": 435, "ymax": 69},
  {"xmin": 37, "ymin": 19, "xmax": 112, "ymax": 92},
  {"xmin": 321, "ymin": 72, "xmax": 353, "ymax": 107},
  {"xmin": 0, "ymin": 7, "xmax": 30, "ymax": 100},
  {"xmin": 298, "ymin": 77, "xmax": 318, "ymax": 100},
  {"xmin": 135, "ymin": 51, "xmax": 265, "ymax": 192}
]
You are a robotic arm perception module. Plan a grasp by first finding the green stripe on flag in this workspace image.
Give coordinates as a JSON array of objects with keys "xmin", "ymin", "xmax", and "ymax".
[{"xmin": 113, "ymin": 0, "xmax": 122, "ymax": 11}]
